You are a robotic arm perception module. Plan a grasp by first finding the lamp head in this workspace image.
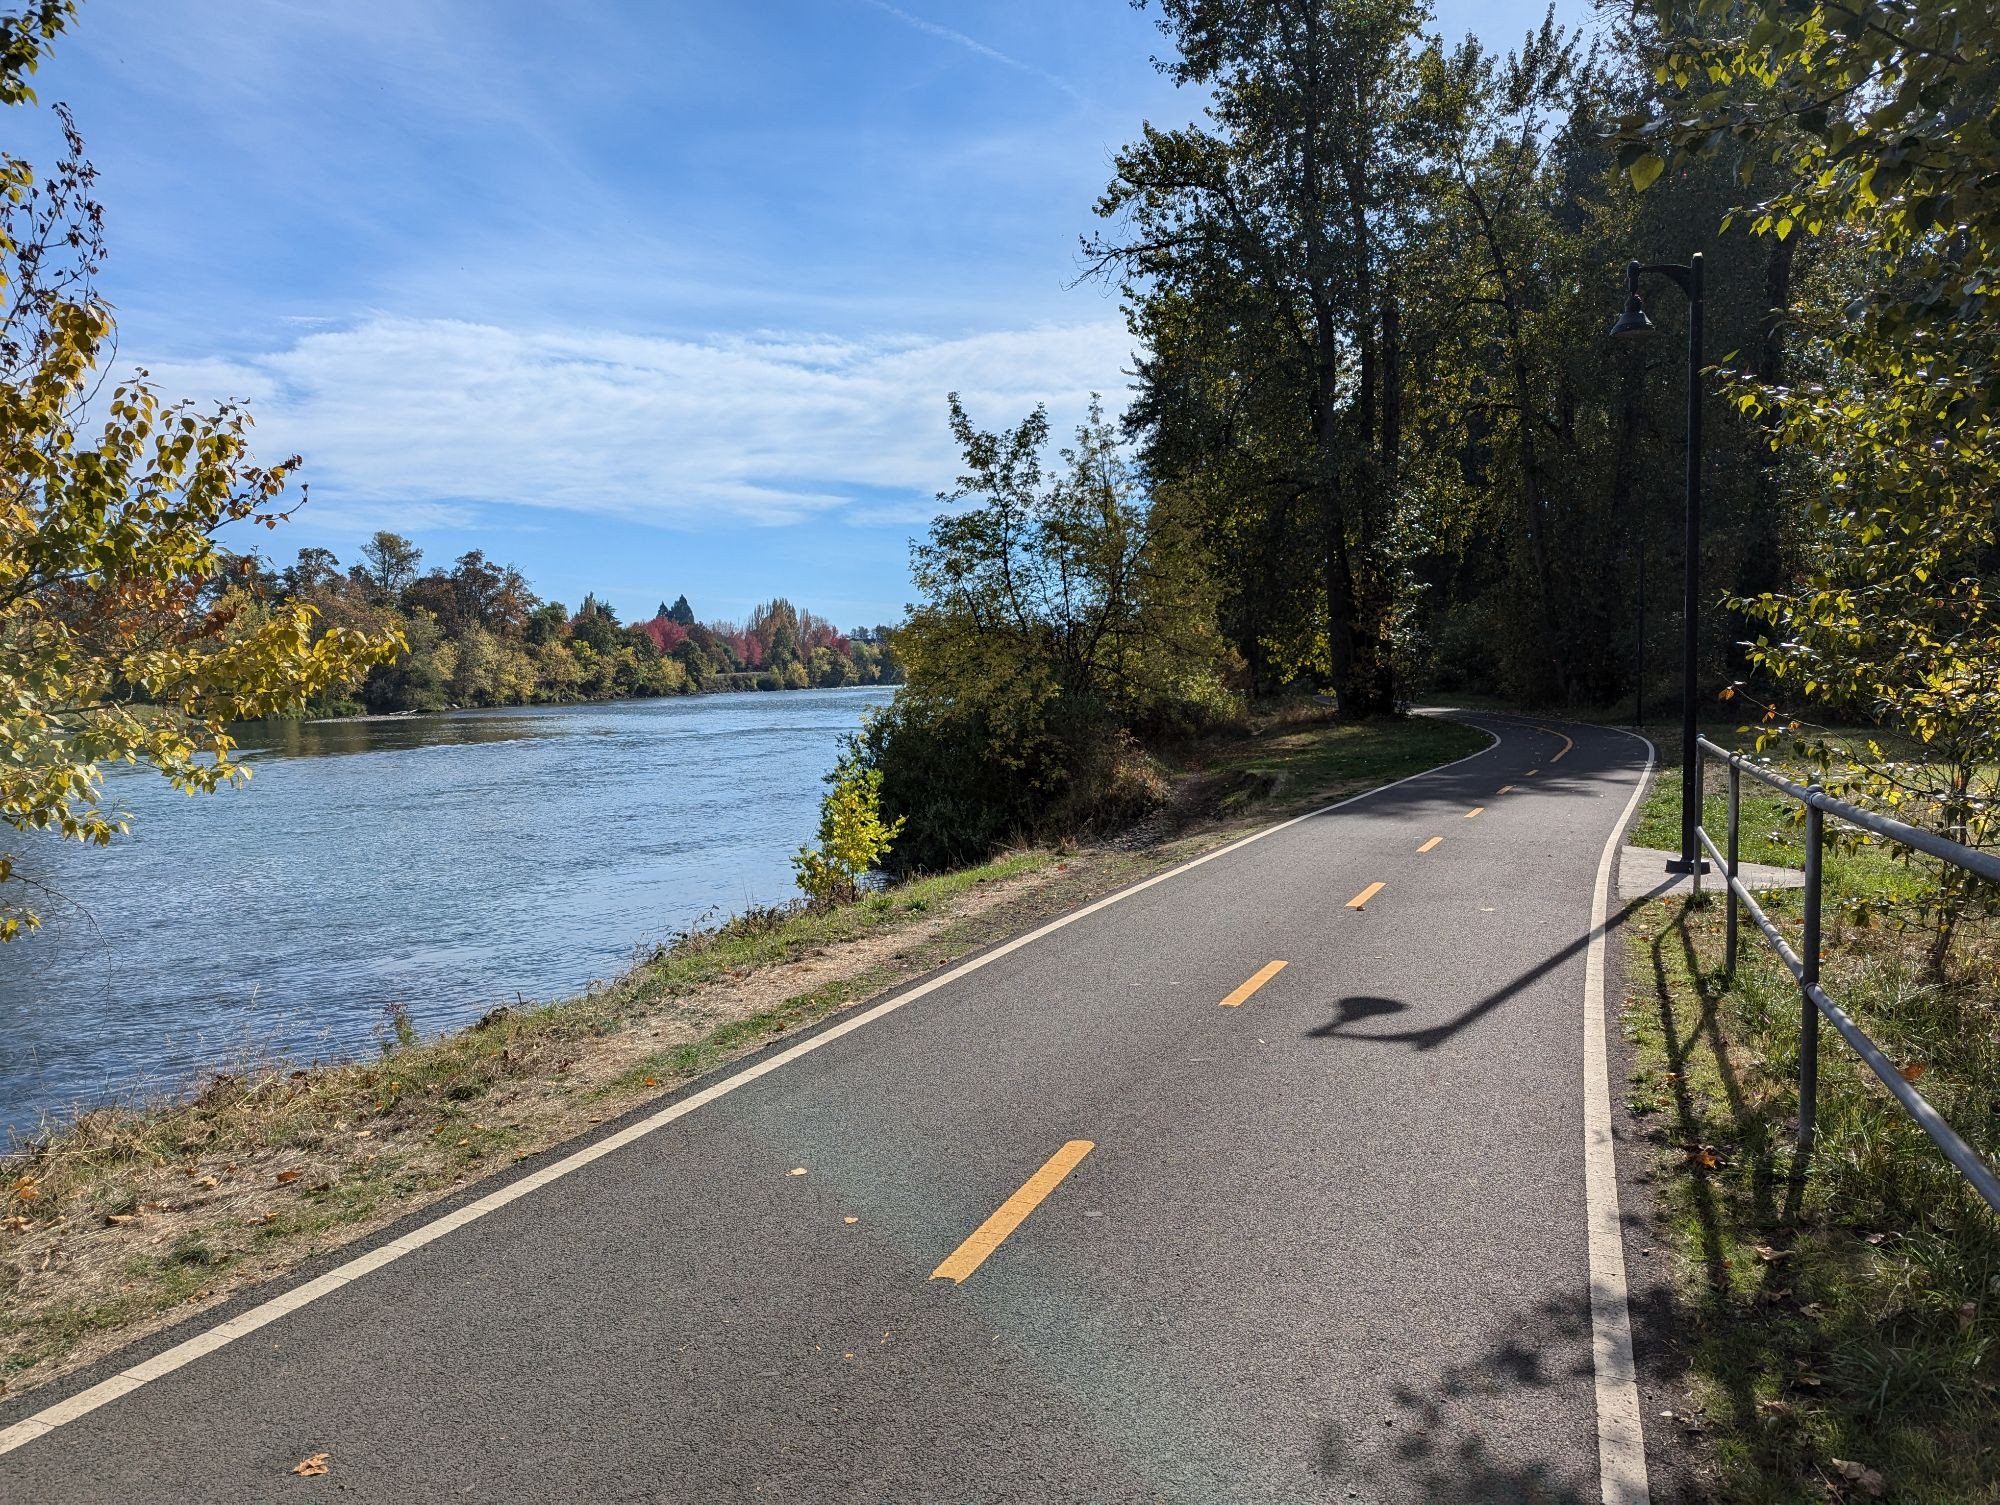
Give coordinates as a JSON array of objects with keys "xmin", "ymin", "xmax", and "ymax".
[{"xmin": 1610, "ymin": 259, "xmax": 1655, "ymax": 338}]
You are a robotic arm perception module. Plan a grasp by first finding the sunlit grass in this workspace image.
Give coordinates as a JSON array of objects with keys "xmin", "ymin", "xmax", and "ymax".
[{"xmin": 1625, "ymin": 845, "xmax": 1999, "ymax": 1499}]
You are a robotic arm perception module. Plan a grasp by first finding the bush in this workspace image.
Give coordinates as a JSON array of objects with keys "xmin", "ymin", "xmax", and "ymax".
[
  {"xmin": 792, "ymin": 755, "xmax": 906, "ymax": 905},
  {"xmin": 857, "ymin": 691, "xmax": 1170, "ymax": 877}
]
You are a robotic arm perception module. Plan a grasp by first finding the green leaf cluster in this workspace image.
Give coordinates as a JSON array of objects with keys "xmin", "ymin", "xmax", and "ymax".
[{"xmin": 792, "ymin": 754, "xmax": 905, "ymax": 907}]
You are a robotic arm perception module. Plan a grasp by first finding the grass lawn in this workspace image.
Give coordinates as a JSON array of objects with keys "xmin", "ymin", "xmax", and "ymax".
[{"xmin": 1621, "ymin": 731, "xmax": 2000, "ymax": 1501}]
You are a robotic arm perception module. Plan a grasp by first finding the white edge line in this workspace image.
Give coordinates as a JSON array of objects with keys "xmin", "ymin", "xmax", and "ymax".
[
  {"xmin": 1584, "ymin": 724, "xmax": 1657, "ymax": 1505},
  {"xmin": 0, "ymin": 716, "xmax": 1505, "ymax": 1457}
]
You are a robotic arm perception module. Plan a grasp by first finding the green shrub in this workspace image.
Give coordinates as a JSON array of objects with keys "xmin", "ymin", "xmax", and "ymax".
[{"xmin": 793, "ymin": 756, "xmax": 905, "ymax": 905}]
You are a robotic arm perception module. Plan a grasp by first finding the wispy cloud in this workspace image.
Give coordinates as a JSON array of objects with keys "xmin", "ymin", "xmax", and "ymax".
[
  {"xmin": 139, "ymin": 316, "xmax": 1135, "ymax": 532},
  {"xmin": 856, "ymin": 0, "xmax": 1094, "ymax": 105}
]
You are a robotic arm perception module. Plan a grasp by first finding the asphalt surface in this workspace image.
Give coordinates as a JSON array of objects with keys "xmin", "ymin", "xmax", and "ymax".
[{"xmin": 1, "ymin": 713, "xmax": 1653, "ymax": 1503}]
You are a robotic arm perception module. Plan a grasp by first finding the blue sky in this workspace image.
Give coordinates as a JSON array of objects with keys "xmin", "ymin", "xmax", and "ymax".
[{"xmin": 24, "ymin": 0, "xmax": 1594, "ymax": 630}]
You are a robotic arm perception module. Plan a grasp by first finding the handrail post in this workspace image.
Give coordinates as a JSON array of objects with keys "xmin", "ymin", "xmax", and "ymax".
[
  {"xmin": 1725, "ymin": 760, "xmax": 1740, "ymax": 977},
  {"xmin": 1690, "ymin": 743, "xmax": 1704, "ymax": 901},
  {"xmin": 1797, "ymin": 789, "xmax": 1824, "ymax": 1164}
]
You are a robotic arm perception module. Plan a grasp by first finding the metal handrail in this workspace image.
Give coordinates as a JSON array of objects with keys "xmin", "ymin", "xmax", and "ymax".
[{"xmin": 1691, "ymin": 735, "xmax": 2000, "ymax": 1214}]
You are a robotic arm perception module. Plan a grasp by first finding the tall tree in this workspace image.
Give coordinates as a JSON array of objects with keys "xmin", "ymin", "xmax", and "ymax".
[
  {"xmin": 360, "ymin": 530, "xmax": 422, "ymax": 599},
  {"xmin": 1089, "ymin": 0, "xmax": 1434, "ymax": 713}
]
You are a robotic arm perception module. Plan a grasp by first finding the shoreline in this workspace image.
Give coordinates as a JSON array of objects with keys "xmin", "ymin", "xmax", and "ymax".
[{"xmin": 284, "ymin": 675, "xmax": 905, "ymax": 727}]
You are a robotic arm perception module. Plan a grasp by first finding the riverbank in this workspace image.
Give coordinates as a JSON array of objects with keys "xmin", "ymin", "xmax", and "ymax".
[
  {"xmin": 294, "ymin": 669, "xmax": 906, "ymax": 722},
  {"xmin": 0, "ymin": 707, "xmax": 1486, "ymax": 1400},
  {"xmin": 1621, "ymin": 732, "xmax": 1999, "ymax": 1501}
]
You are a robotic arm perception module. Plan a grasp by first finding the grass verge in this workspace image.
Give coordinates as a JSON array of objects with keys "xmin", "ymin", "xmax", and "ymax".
[
  {"xmin": 0, "ymin": 705, "xmax": 1486, "ymax": 1402},
  {"xmin": 1621, "ymin": 735, "xmax": 2000, "ymax": 1502}
]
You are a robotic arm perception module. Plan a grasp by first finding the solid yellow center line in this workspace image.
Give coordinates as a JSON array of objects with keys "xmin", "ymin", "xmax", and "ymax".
[
  {"xmin": 1220, "ymin": 959, "xmax": 1287, "ymax": 1007},
  {"xmin": 1536, "ymin": 726, "xmax": 1575, "ymax": 763},
  {"xmin": 931, "ymin": 1140, "xmax": 1094, "ymax": 1284},
  {"xmin": 1417, "ymin": 836, "xmax": 1443, "ymax": 853},
  {"xmin": 1347, "ymin": 881, "xmax": 1385, "ymax": 909},
  {"xmin": 1465, "ymin": 806, "xmax": 1485, "ymax": 819}
]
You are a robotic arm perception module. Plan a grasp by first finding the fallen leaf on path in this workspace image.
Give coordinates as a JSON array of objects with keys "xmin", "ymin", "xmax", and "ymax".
[
  {"xmin": 1757, "ymin": 1398, "xmax": 1794, "ymax": 1416},
  {"xmin": 1831, "ymin": 1459, "xmax": 1884, "ymax": 1496},
  {"xmin": 274, "ymin": 1170, "xmax": 301, "ymax": 1185},
  {"xmin": 104, "ymin": 1213, "xmax": 135, "ymax": 1226},
  {"xmin": 843, "ymin": 1216, "xmax": 858, "ymax": 1225},
  {"xmin": 643, "ymin": 1077, "xmax": 658, "ymax": 1088},
  {"xmin": 1754, "ymin": 1244, "xmax": 1790, "ymax": 1263},
  {"xmin": 1899, "ymin": 1061, "xmax": 1928, "ymax": 1083},
  {"xmin": 789, "ymin": 1168, "xmax": 808, "ymax": 1177},
  {"xmin": 1863, "ymin": 1232, "xmax": 1886, "ymax": 1246},
  {"xmin": 291, "ymin": 1452, "xmax": 330, "ymax": 1477},
  {"xmin": 2, "ymin": 1215, "xmax": 28, "ymax": 1232},
  {"xmin": 10, "ymin": 1176, "xmax": 37, "ymax": 1202},
  {"xmin": 196, "ymin": 1176, "xmax": 219, "ymax": 1190}
]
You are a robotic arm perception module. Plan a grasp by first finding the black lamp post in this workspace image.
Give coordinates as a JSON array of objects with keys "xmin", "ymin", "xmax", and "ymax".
[{"xmin": 1611, "ymin": 251, "xmax": 1708, "ymax": 875}]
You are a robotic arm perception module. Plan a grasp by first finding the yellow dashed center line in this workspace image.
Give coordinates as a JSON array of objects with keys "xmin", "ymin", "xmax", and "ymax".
[
  {"xmin": 1220, "ymin": 960, "xmax": 1287, "ymax": 1007},
  {"xmin": 1497, "ymin": 784, "xmax": 1515, "ymax": 794},
  {"xmin": 1525, "ymin": 769, "xmax": 1539, "ymax": 778},
  {"xmin": 1417, "ymin": 836, "xmax": 1443, "ymax": 854},
  {"xmin": 1346, "ymin": 881, "xmax": 1385, "ymax": 909},
  {"xmin": 931, "ymin": 1140, "xmax": 1094, "ymax": 1285},
  {"xmin": 1465, "ymin": 806, "xmax": 1485, "ymax": 820},
  {"xmin": 1535, "ymin": 726, "xmax": 1575, "ymax": 763}
]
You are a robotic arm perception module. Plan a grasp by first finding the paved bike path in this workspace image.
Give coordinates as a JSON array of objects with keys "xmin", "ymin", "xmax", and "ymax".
[{"xmin": 0, "ymin": 714, "xmax": 1650, "ymax": 1503}]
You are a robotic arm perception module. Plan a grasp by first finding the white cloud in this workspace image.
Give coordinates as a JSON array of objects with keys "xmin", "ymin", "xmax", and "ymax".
[{"xmin": 136, "ymin": 316, "xmax": 1138, "ymax": 530}]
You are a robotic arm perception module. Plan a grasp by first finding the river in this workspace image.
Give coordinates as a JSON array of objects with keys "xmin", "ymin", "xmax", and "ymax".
[{"xmin": 0, "ymin": 686, "xmax": 894, "ymax": 1138}]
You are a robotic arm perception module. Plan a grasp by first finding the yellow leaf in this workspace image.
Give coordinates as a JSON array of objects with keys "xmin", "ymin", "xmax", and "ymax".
[{"xmin": 1629, "ymin": 153, "xmax": 1666, "ymax": 192}]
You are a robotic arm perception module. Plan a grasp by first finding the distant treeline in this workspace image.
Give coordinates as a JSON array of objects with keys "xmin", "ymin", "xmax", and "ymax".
[{"xmin": 242, "ymin": 533, "xmax": 901, "ymax": 714}]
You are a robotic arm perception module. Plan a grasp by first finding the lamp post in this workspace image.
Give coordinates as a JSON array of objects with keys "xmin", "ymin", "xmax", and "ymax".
[{"xmin": 1611, "ymin": 251, "xmax": 1707, "ymax": 875}]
